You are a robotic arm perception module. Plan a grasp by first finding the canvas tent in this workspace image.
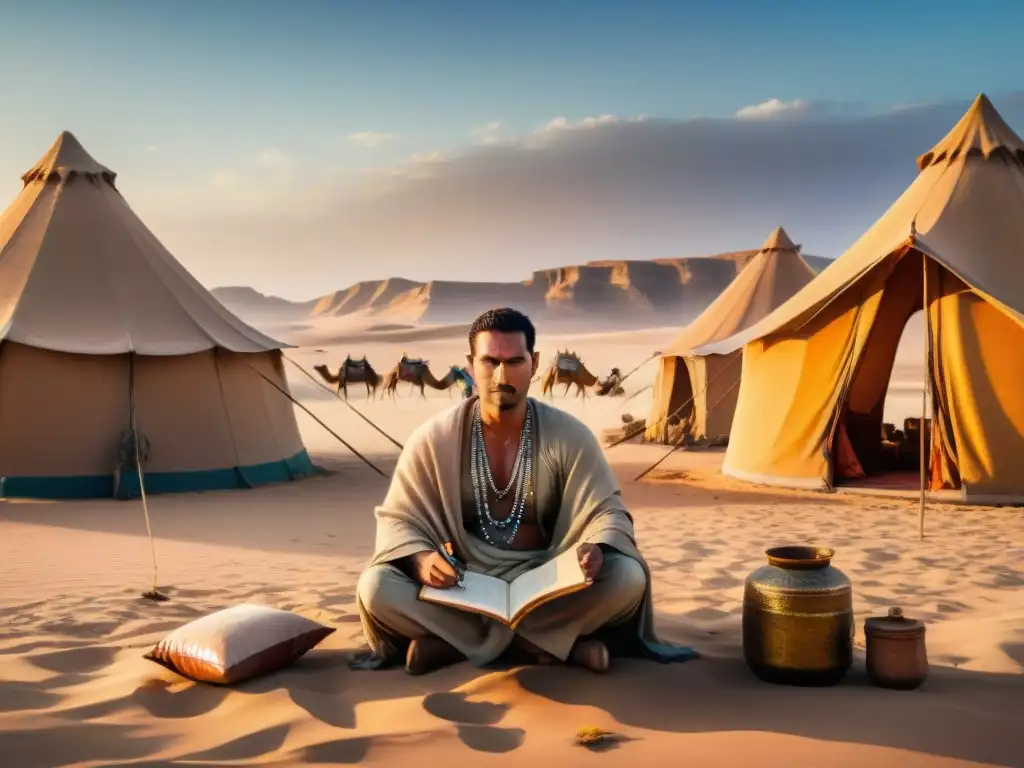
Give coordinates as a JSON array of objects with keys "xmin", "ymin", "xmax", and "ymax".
[
  {"xmin": 0, "ymin": 131, "xmax": 317, "ymax": 498},
  {"xmin": 694, "ymin": 94, "xmax": 1024, "ymax": 504},
  {"xmin": 645, "ymin": 227, "xmax": 817, "ymax": 443}
]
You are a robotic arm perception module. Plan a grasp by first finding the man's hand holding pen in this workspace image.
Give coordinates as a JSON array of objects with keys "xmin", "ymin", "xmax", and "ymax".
[{"xmin": 407, "ymin": 542, "xmax": 465, "ymax": 589}]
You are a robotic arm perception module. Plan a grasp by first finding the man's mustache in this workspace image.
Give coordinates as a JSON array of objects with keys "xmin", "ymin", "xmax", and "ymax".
[{"xmin": 491, "ymin": 384, "xmax": 517, "ymax": 394}]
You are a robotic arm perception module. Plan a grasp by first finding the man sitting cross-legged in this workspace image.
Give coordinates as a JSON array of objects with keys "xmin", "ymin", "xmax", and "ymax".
[{"xmin": 351, "ymin": 307, "xmax": 697, "ymax": 675}]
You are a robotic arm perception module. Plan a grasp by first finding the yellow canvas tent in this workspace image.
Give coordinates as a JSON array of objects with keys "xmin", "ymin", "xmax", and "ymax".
[
  {"xmin": 694, "ymin": 94, "xmax": 1024, "ymax": 504},
  {"xmin": 645, "ymin": 227, "xmax": 817, "ymax": 443},
  {"xmin": 0, "ymin": 131, "xmax": 316, "ymax": 498}
]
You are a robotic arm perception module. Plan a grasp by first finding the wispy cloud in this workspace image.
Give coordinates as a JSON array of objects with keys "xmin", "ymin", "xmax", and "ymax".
[
  {"xmin": 537, "ymin": 114, "xmax": 634, "ymax": 132},
  {"xmin": 169, "ymin": 92, "xmax": 1024, "ymax": 293},
  {"xmin": 734, "ymin": 98, "xmax": 811, "ymax": 120},
  {"xmin": 470, "ymin": 121, "xmax": 503, "ymax": 145},
  {"xmin": 347, "ymin": 130, "xmax": 397, "ymax": 148}
]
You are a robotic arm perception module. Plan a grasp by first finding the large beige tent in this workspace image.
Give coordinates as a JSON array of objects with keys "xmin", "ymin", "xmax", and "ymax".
[
  {"xmin": 645, "ymin": 227, "xmax": 817, "ymax": 443},
  {"xmin": 694, "ymin": 94, "xmax": 1024, "ymax": 504},
  {"xmin": 0, "ymin": 131, "xmax": 316, "ymax": 498}
]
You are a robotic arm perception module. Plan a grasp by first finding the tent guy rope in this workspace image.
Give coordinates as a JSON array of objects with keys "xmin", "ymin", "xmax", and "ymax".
[
  {"xmin": 247, "ymin": 361, "xmax": 388, "ymax": 478},
  {"xmin": 632, "ymin": 377, "xmax": 742, "ymax": 481},
  {"xmin": 593, "ymin": 350, "xmax": 660, "ymax": 418},
  {"xmin": 283, "ymin": 354, "xmax": 404, "ymax": 450}
]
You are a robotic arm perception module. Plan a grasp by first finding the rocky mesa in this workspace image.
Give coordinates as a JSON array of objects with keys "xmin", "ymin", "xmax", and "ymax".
[{"xmin": 212, "ymin": 250, "xmax": 832, "ymax": 329}]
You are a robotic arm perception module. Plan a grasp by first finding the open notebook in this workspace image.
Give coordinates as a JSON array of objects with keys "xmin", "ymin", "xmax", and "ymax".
[{"xmin": 418, "ymin": 548, "xmax": 590, "ymax": 629}]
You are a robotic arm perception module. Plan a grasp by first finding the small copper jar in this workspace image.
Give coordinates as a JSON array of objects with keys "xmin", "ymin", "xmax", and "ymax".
[{"xmin": 864, "ymin": 607, "xmax": 928, "ymax": 690}]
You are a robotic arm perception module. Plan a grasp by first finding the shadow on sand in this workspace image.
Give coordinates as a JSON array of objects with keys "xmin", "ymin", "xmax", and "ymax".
[
  {"xmin": 17, "ymin": 645, "xmax": 1018, "ymax": 767},
  {"xmin": 514, "ymin": 654, "xmax": 1024, "ymax": 766}
]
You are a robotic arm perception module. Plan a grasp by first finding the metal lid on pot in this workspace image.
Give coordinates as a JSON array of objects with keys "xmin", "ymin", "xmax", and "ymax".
[{"xmin": 865, "ymin": 607, "xmax": 925, "ymax": 637}]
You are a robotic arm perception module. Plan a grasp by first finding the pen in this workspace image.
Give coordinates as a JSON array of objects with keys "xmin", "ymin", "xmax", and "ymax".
[{"xmin": 442, "ymin": 541, "xmax": 466, "ymax": 588}]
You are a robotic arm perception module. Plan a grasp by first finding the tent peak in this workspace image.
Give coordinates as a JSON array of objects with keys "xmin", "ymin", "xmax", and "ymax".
[
  {"xmin": 20, "ymin": 131, "xmax": 117, "ymax": 187},
  {"xmin": 760, "ymin": 226, "xmax": 801, "ymax": 254},
  {"xmin": 917, "ymin": 93, "xmax": 1024, "ymax": 171}
]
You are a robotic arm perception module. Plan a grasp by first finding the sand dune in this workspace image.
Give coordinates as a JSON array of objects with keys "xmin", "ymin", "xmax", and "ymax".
[{"xmin": 2, "ymin": 327, "xmax": 1018, "ymax": 767}]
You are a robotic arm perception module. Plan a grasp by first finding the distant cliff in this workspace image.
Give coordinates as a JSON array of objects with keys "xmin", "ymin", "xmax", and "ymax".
[{"xmin": 212, "ymin": 251, "xmax": 833, "ymax": 328}]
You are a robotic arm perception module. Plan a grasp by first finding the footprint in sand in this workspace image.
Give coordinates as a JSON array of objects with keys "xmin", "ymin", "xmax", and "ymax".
[{"xmin": 29, "ymin": 645, "xmax": 118, "ymax": 675}]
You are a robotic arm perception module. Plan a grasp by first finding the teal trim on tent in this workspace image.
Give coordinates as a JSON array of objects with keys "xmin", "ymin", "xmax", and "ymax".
[{"xmin": 0, "ymin": 450, "xmax": 319, "ymax": 500}]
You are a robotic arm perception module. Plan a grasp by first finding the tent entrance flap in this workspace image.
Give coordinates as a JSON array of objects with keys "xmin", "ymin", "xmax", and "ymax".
[
  {"xmin": 667, "ymin": 358, "xmax": 695, "ymax": 434},
  {"xmin": 830, "ymin": 251, "xmax": 955, "ymax": 491}
]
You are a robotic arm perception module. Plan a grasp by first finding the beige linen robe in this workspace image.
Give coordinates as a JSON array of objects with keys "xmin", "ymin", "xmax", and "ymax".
[{"xmin": 349, "ymin": 396, "xmax": 697, "ymax": 669}]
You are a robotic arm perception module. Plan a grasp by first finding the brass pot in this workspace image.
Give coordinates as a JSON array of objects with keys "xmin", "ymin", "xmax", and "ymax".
[
  {"xmin": 742, "ymin": 545, "xmax": 854, "ymax": 686},
  {"xmin": 864, "ymin": 607, "xmax": 928, "ymax": 689}
]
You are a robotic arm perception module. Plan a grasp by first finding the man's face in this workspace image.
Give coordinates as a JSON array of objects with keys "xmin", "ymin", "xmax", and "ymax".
[{"xmin": 468, "ymin": 330, "xmax": 539, "ymax": 411}]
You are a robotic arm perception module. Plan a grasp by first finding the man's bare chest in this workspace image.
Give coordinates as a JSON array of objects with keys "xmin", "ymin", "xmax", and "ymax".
[{"xmin": 479, "ymin": 432, "xmax": 523, "ymax": 489}]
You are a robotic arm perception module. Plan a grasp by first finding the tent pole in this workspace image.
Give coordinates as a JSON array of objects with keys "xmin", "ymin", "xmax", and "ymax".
[{"xmin": 918, "ymin": 255, "xmax": 929, "ymax": 541}]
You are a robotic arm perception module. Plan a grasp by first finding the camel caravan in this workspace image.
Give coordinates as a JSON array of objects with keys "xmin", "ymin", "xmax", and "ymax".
[
  {"xmin": 315, "ymin": 351, "xmax": 627, "ymax": 402},
  {"xmin": 315, "ymin": 354, "xmax": 473, "ymax": 400}
]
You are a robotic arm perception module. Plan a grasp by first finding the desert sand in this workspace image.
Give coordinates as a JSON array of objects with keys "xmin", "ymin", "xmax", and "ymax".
[{"xmin": 1, "ymin": 320, "xmax": 1022, "ymax": 768}]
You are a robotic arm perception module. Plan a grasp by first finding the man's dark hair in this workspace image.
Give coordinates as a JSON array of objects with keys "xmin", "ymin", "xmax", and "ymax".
[{"xmin": 468, "ymin": 307, "xmax": 536, "ymax": 355}]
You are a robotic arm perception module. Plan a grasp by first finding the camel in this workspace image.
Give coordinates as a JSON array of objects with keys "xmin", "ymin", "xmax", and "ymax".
[
  {"xmin": 381, "ymin": 355, "xmax": 467, "ymax": 399},
  {"xmin": 313, "ymin": 355, "xmax": 382, "ymax": 399},
  {"xmin": 540, "ymin": 350, "xmax": 600, "ymax": 398},
  {"xmin": 595, "ymin": 367, "xmax": 625, "ymax": 396}
]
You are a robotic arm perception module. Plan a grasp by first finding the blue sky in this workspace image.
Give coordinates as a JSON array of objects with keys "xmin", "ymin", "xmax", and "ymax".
[{"xmin": 1, "ymin": 1, "xmax": 1022, "ymax": 298}]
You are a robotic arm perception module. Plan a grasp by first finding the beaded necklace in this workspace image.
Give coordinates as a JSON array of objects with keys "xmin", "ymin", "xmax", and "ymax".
[{"xmin": 469, "ymin": 400, "xmax": 534, "ymax": 547}]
